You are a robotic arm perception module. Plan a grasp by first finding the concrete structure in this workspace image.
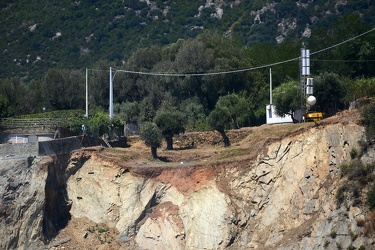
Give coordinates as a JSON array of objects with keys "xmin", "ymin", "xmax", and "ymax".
[
  {"xmin": 5, "ymin": 134, "xmax": 54, "ymax": 144},
  {"xmin": 0, "ymin": 136, "xmax": 103, "ymax": 158},
  {"xmin": 266, "ymin": 104, "xmax": 293, "ymax": 124},
  {"xmin": 0, "ymin": 142, "xmax": 39, "ymax": 158}
]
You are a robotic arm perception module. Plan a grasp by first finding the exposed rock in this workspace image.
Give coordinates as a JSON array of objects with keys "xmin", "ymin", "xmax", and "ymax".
[
  {"xmin": 0, "ymin": 157, "xmax": 48, "ymax": 250},
  {"xmin": 2, "ymin": 110, "xmax": 375, "ymax": 249}
]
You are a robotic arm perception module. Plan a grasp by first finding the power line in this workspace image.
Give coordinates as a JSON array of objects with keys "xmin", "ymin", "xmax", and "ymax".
[
  {"xmin": 115, "ymin": 57, "xmax": 299, "ymax": 77},
  {"xmin": 310, "ymin": 27, "xmax": 375, "ymax": 55},
  {"xmin": 311, "ymin": 59, "xmax": 375, "ymax": 62},
  {"xmin": 89, "ymin": 27, "xmax": 375, "ymax": 77}
]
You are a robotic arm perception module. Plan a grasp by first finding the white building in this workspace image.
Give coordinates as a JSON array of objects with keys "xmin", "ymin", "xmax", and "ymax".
[
  {"xmin": 266, "ymin": 104, "xmax": 293, "ymax": 124},
  {"xmin": 6, "ymin": 134, "xmax": 54, "ymax": 144}
]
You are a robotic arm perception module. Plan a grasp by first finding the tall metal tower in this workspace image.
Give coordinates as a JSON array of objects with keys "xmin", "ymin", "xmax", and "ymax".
[
  {"xmin": 300, "ymin": 48, "xmax": 310, "ymax": 112},
  {"xmin": 300, "ymin": 47, "xmax": 321, "ymax": 122}
]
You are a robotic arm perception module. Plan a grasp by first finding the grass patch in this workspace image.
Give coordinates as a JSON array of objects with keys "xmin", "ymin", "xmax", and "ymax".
[{"xmin": 216, "ymin": 147, "xmax": 248, "ymax": 160}]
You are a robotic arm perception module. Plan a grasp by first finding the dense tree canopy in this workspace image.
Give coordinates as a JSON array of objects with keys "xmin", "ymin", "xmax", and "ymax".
[
  {"xmin": 1, "ymin": 15, "xmax": 375, "ymax": 137},
  {"xmin": 44, "ymin": 69, "xmax": 85, "ymax": 110},
  {"xmin": 314, "ymin": 73, "xmax": 347, "ymax": 116}
]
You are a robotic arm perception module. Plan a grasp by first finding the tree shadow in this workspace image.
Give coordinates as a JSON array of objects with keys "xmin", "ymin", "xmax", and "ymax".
[{"xmin": 157, "ymin": 156, "xmax": 171, "ymax": 162}]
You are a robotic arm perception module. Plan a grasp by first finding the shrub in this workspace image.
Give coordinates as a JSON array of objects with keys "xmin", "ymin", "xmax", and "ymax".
[
  {"xmin": 350, "ymin": 230, "xmax": 358, "ymax": 241},
  {"xmin": 350, "ymin": 147, "xmax": 360, "ymax": 159},
  {"xmin": 361, "ymin": 100, "xmax": 375, "ymax": 145},
  {"xmin": 337, "ymin": 160, "xmax": 375, "ymax": 208},
  {"xmin": 368, "ymin": 183, "xmax": 375, "ymax": 209},
  {"xmin": 363, "ymin": 209, "xmax": 375, "ymax": 236},
  {"xmin": 340, "ymin": 162, "xmax": 351, "ymax": 177},
  {"xmin": 348, "ymin": 245, "xmax": 355, "ymax": 250},
  {"xmin": 336, "ymin": 184, "xmax": 348, "ymax": 207},
  {"xmin": 324, "ymin": 240, "xmax": 330, "ymax": 247},
  {"xmin": 98, "ymin": 227, "xmax": 108, "ymax": 233},
  {"xmin": 330, "ymin": 231, "xmax": 337, "ymax": 239},
  {"xmin": 336, "ymin": 242, "xmax": 342, "ymax": 249},
  {"xmin": 356, "ymin": 218, "xmax": 365, "ymax": 227},
  {"xmin": 347, "ymin": 159, "xmax": 366, "ymax": 181}
]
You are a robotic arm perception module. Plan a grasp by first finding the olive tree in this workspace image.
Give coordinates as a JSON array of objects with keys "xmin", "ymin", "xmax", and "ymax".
[
  {"xmin": 216, "ymin": 93, "xmax": 249, "ymax": 129},
  {"xmin": 153, "ymin": 110, "xmax": 185, "ymax": 150},
  {"xmin": 139, "ymin": 121, "xmax": 163, "ymax": 159},
  {"xmin": 44, "ymin": 69, "xmax": 84, "ymax": 110},
  {"xmin": 273, "ymin": 80, "xmax": 300, "ymax": 122},
  {"xmin": 314, "ymin": 72, "xmax": 346, "ymax": 116},
  {"xmin": 207, "ymin": 106, "xmax": 231, "ymax": 147},
  {"xmin": 114, "ymin": 101, "xmax": 140, "ymax": 123}
]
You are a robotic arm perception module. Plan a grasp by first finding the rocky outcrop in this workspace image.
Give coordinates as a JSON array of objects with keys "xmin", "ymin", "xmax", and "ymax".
[
  {"xmin": 2, "ymin": 118, "xmax": 374, "ymax": 249},
  {"xmin": 226, "ymin": 123, "xmax": 373, "ymax": 249},
  {"xmin": 0, "ymin": 153, "xmax": 80, "ymax": 250},
  {"xmin": 0, "ymin": 157, "xmax": 47, "ymax": 250},
  {"xmin": 65, "ymin": 122, "xmax": 374, "ymax": 249}
]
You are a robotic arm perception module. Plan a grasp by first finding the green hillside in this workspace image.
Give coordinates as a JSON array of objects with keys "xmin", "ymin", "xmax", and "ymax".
[
  {"xmin": 0, "ymin": 0, "xmax": 374, "ymax": 130},
  {"xmin": 1, "ymin": 0, "xmax": 374, "ymax": 80}
]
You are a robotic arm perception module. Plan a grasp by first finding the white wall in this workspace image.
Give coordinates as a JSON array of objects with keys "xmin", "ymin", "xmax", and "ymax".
[
  {"xmin": 7, "ymin": 135, "xmax": 28, "ymax": 144},
  {"xmin": 266, "ymin": 104, "xmax": 293, "ymax": 124},
  {"xmin": 6, "ymin": 134, "xmax": 54, "ymax": 144}
]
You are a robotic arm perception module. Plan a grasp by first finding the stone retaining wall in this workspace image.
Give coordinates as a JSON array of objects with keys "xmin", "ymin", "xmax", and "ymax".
[
  {"xmin": 0, "ymin": 136, "xmax": 105, "ymax": 157},
  {"xmin": 0, "ymin": 142, "xmax": 39, "ymax": 157}
]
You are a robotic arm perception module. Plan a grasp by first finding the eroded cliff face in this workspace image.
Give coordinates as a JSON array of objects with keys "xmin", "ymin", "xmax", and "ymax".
[
  {"xmin": 0, "ymin": 157, "xmax": 47, "ymax": 250},
  {"xmin": 224, "ymin": 123, "xmax": 373, "ymax": 249},
  {"xmin": 0, "ymin": 154, "xmax": 76, "ymax": 250},
  {"xmin": 64, "ymin": 122, "xmax": 374, "ymax": 249},
  {"xmin": 1, "ymin": 112, "xmax": 374, "ymax": 249}
]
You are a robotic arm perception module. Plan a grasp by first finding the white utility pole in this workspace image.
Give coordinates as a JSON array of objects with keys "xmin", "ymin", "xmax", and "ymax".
[
  {"xmin": 85, "ymin": 68, "xmax": 88, "ymax": 118},
  {"xmin": 269, "ymin": 68, "xmax": 272, "ymax": 105},
  {"xmin": 109, "ymin": 67, "xmax": 114, "ymax": 119}
]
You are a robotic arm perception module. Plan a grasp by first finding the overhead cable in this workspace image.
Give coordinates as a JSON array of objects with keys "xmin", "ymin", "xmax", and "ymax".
[
  {"xmin": 89, "ymin": 27, "xmax": 375, "ymax": 77},
  {"xmin": 310, "ymin": 27, "xmax": 375, "ymax": 55},
  {"xmin": 115, "ymin": 57, "xmax": 299, "ymax": 77}
]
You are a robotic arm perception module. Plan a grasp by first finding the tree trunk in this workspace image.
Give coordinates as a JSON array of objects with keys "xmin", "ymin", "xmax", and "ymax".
[
  {"xmin": 166, "ymin": 135, "xmax": 173, "ymax": 150},
  {"xmin": 218, "ymin": 129, "xmax": 231, "ymax": 147},
  {"xmin": 232, "ymin": 116, "xmax": 240, "ymax": 129},
  {"xmin": 151, "ymin": 146, "xmax": 158, "ymax": 159}
]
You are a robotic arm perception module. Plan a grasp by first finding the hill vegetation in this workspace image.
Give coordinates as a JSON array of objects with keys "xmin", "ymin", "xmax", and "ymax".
[{"xmin": 1, "ymin": 0, "xmax": 375, "ymax": 135}]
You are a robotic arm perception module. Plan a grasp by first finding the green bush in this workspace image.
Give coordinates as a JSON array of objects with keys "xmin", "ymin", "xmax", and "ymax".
[
  {"xmin": 350, "ymin": 147, "xmax": 360, "ymax": 159},
  {"xmin": 336, "ymin": 184, "xmax": 348, "ymax": 207},
  {"xmin": 340, "ymin": 162, "xmax": 351, "ymax": 177}
]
